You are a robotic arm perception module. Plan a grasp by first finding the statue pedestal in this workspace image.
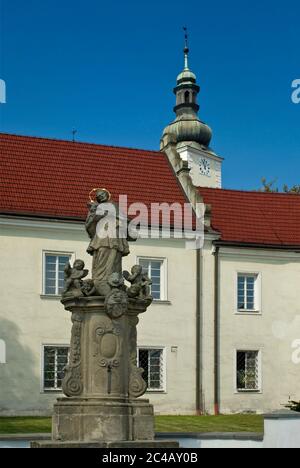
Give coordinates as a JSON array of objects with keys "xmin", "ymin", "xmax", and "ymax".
[
  {"xmin": 32, "ymin": 296, "xmax": 178, "ymax": 448},
  {"xmin": 52, "ymin": 398, "xmax": 155, "ymax": 442}
]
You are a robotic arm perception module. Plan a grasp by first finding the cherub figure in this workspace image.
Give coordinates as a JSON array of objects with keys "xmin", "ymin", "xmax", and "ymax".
[
  {"xmin": 81, "ymin": 279, "xmax": 97, "ymax": 297},
  {"xmin": 63, "ymin": 260, "xmax": 89, "ymax": 295},
  {"xmin": 123, "ymin": 265, "xmax": 152, "ymax": 299}
]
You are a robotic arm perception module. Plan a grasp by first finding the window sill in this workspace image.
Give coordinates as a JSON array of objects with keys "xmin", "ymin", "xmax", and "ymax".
[
  {"xmin": 40, "ymin": 294, "xmax": 62, "ymax": 300},
  {"xmin": 40, "ymin": 295, "xmax": 172, "ymax": 305},
  {"xmin": 146, "ymin": 390, "xmax": 167, "ymax": 394},
  {"xmin": 235, "ymin": 310, "xmax": 261, "ymax": 316},
  {"xmin": 42, "ymin": 390, "xmax": 64, "ymax": 394},
  {"xmin": 152, "ymin": 300, "xmax": 172, "ymax": 305},
  {"xmin": 236, "ymin": 390, "xmax": 262, "ymax": 394}
]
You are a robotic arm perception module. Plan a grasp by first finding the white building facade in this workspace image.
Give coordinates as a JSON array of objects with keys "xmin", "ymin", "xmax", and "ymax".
[{"xmin": 1, "ymin": 46, "xmax": 300, "ymax": 416}]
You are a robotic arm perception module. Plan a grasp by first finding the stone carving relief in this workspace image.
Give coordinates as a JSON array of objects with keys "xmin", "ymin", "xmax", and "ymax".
[
  {"xmin": 62, "ymin": 312, "xmax": 84, "ymax": 397},
  {"xmin": 128, "ymin": 316, "xmax": 147, "ymax": 398}
]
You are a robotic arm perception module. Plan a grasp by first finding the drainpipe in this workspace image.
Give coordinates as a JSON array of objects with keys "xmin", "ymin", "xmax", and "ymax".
[
  {"xmin": 214, "ymin": 246, "xmax": 220, "ymax": 415},
  {"xmin": 196, "ymin": 248, "xmax": 203, "ymax": 415}
]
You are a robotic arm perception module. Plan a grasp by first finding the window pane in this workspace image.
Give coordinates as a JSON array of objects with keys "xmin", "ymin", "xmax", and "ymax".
[
  {"xmin": 138, "ymin": 349, "xmax": 163, "ymax": 391},
  {"xmin": 237, "ymin": 351, "xmax": 259, "ymax": 391},
  {"xmin": 151, "ymin": 262, "xmax": 161, "ymax": 270},
  {"xmin": 152, "ymin": 291, "xmax": 161, "ymax": 300},
  {"xmin": 44, "ymin": 254, "xmax": 71, "ymax": 296},
  {"xmin": 59, "ymin": 256, "xmax": 70, "ymax": 267},
  {"xmin": 44, "ymin": 346, "xmax": 69, "ymax": 390},
  {"xmin": 237, "ymin": 276, "xmax": 245, "ymax": 309},
  {"xmin": 46, "ymin": 256, "xmax": 56, "ymax": 264},
  {"xmin": 138, "ymin": 349, "xmax": 149, "ymax": 387},
  {"xmin": 45, "ymin": 285, "xmax": 56, "ymax": 295},
  {"xmin": 237, "ymin": 352, "xmax": 246, "ymax": 389},
  {"xmin": 139, "ymin": 260, "xmax": 150, "ymax": 271},
  {"xmin": 238, "ymin": 274, "xmax": 257, "ymax": 310},
  {"xmin": 138, "ymin": 259, "xmax": 163, "ymax": 300}
]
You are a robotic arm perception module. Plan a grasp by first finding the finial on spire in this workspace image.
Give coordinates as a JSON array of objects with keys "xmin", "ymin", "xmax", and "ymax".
[{"xmin": 183, "ymin": 26, "xmax": 189, "ymax": 69}]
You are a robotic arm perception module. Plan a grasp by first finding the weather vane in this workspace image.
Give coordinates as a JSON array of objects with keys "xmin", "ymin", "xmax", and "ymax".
[
  {"xmin": 183, "ymin": 26, "xmax": 189, "ymax": 52},
  {"xmin": 183, "ymin": 26, "xmax": 189, "ymax": 69}
]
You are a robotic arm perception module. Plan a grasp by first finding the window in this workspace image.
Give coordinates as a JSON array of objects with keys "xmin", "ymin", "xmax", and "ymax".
[
  {"xmin": 236, "ymin": 351, "xmax": 260, "ymax": 392},
  {"xmin": 138, "ymin": 258, "xmax": 166, "ymax": 301},
  {"xmin": 138, "ymin": 348, "xmax": 165, "ymax": 391},
  {"xmin": 184, "ymin": 90, "xmax": 190, "ymax": 103},
  {"xmin": 237, "ymin": 274, "xmax": 259, "ymax": 311},
  {"xmin": 43, "ymin": 346, "xmax": 69, "ymax": 391},
  {"xmin": 44, "ymin": 253, "xmax": 71, "ymax": 295}
]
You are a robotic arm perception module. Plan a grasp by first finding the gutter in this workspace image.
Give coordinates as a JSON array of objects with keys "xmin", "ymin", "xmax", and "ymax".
[
  {"xmin": 196, "ymin": 248, "xmax": 203, "ymax": 415},
  {"xmin": 214, "ymin": 240, "xmax": 300, "ymax": 252},
  {"xmin": 213, "ymin": 246, "xmax": 220, "ymax": 415}
]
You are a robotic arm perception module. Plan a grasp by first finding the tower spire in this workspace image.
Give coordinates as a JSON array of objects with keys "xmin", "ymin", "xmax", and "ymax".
[
  {"xmin": 183, "ymin": 26, "xmax": 189, "ymax": 70},
  {"xmin": 160, "ymin": 29, "xmax": 213, "ymax": 151}
]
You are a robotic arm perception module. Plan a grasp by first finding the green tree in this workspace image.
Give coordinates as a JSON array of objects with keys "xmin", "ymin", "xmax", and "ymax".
[{"xmin": 259, "ymin": 179, "xmax": 300, "ymax": 194}]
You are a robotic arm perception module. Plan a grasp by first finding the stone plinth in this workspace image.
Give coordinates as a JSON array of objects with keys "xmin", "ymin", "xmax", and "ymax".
[
  {"xmin": 31, "ymin": 440, "xmax": 180, "ymax": 448},
  {"xmin": 52, "ymin": 398, "xmax": 155, "ymax": 442},
  {"xmin": 48, "ymin": 296, "xmax": 160, "ymax": 445}
]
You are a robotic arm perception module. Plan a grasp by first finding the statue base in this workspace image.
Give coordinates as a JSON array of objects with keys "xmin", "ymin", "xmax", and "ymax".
[
  {"xmin": 51, "ymin": 397, "xmax": 155, "ymax": 442},
  {"xmin": 31, "ymin": 440, "xmax": 179, "ymax": 448},
  {"xmin": 31, "ymin": 289, "xmax": 178, "ymax": 449}
]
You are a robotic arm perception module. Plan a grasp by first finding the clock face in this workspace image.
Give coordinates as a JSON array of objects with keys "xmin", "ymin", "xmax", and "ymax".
[{"xmin": 199, "ymin": 158, "xmax": 211, "ymax": 177}]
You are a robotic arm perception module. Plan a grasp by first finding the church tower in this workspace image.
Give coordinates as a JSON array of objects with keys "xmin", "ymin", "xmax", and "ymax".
[{"xmin": 161, "ymin": 31, "xmax": 223, "ymax": 188}]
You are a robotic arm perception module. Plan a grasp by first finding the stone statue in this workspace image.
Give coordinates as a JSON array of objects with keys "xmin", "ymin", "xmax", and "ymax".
[
  {"xmin": 105, "ymin": 273, "xmax": 128, "ymax": 319},
  {"xmin": 85, "ymin": 189, "xmax": 131, "ymax": 283},
  {"xmin": 81, "ymin": 279, "xmax": 97, "ymax": 297},
  {"xmin": 123, "ymin": 265, "xmax": 152, "ymax": 299},
  {"xmin": 63, "ymin": 260, "xmax": 88, "ymax": 296},
  {"xmin": 33, "ymin": 188, "xmax": 178, "ymax": 448}
]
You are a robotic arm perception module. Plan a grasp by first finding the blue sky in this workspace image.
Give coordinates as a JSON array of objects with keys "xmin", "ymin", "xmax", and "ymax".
[{"xmin": 0, "ymin": 0, "xmax": 299, "ymax": 190}]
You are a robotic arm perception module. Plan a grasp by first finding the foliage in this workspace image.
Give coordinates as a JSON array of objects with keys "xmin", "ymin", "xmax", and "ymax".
[
  {"xmin": 259, "ymin": 178, "xmax": 300, "ymax": 194},
  {"xmin": 285, "ymin": 399, "xmax": 300, "ymax": 412}
]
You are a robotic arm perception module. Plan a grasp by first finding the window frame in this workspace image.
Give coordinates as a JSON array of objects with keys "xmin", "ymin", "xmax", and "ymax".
[
  {"xmin": 235, "ymin": 271, "xmax": 261, "ymax": 314},
  {"xmin": 136, "ymin": 256, "xmax": 168, "ymax": 302},
  {"xmin": 234, "ymin": 349, "xmax": 262, "ymax": 394},
  {"xmin": 42, "ymin": 251, "xmax": 74, "ymax": 297},
  {"xmin": 137, "ymin": 346, "xmax": 167, "ymax": 393},
  {"xmin": 41, "ymin": 344, "xmax": 70, "ymax": 393}
]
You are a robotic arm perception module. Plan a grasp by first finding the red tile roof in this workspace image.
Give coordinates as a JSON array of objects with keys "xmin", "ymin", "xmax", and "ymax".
[
  {"xmin": 0, "ymin": 133, "xmax": 188, "ymax": 226},
  {"xmin": 199, "ymin": 187, "xmax": 300, "ymax": 247},
  {"xmin": 1, "ymin": 133, "xmax": 299, "ymax": 247}
]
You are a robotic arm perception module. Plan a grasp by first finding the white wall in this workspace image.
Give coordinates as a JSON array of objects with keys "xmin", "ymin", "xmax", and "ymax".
[
  {"xmin": 218, "ymin": 247, "xmax": 300, "ymax": 413},
  {"xmin": 176, "ymin": 144, "xmax": 222, "ymax": 188},
  {"xmin": 264, "ymin": 415, "xmax": 300, "ymax": 448},
  {"xmin": 0, "ymin": 217, "xmax": 197, "ymax": 415}
]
